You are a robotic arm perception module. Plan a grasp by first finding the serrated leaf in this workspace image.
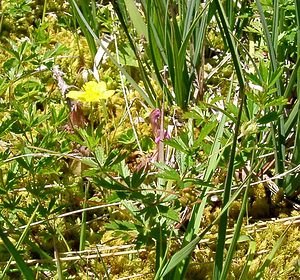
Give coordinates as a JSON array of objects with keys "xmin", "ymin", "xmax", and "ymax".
[
  {"xmin": 196, "ymin": 121, "xmax": 218, "ymax": 143},
  {"xmin": 164, "ymin": 137, "xmax": 189, "ymax": 154},
  {"xmin": 93, "ymin": 177, "xmax": 129, "ymax": 191},
  {"xmin": 257, "ymin": 111, "xmax": 279, "ymax": 124},
  {"xmin": 268, "ymin": 67, "xmax": 283, "ymax": 89},
  {"xmin": 81, "ymin": 157, "xmax": 98, "ymax": 168},
  {"xmin": 105, "ymin": 220, "xmax": 137, "ymax": 231},
  {"xmin": 154, "ymin": 162, "xmax": 181, "ymax": 181},
  {"xmin": 161, "ymin": 208, "xmax": 180, "ymax": 222}
]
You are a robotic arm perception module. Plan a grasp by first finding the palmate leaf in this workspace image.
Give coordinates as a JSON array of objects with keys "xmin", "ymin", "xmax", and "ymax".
[
  {"xmin": 105, "ymin": 220, "xmax": 138, "ymax": 231},
  {"xmin": 154, "ymin": 162, "xmax": 181, "ymax": 181},
  {"xmin": 93, "ymin": 177, "xmax": 130, "ymax": 192},
  {"xmin": 257, "ymin": 111, "xmax": 280, "ymax": 124},
  {"xmin": 157, "ymin": 206, "xmax": 179, "ymax": 222},
  {"xmin": 104, "ymin": 149, "xmax": 128, "ymax": 168}
]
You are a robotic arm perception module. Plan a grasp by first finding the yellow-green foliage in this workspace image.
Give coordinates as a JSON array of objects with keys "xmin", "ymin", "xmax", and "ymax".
[
  {"xmin": 186, "ymin": 211, "xmax": 300, "ymax": 279},
  {"xmin": 95, "ymin": 232, "xmax": 155, "ymax": 279}
]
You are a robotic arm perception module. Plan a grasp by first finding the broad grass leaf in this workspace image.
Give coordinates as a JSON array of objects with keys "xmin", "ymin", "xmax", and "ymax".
[{"xmin": 0, "ymin": 227, "xmax": 35, "ymax": 279}]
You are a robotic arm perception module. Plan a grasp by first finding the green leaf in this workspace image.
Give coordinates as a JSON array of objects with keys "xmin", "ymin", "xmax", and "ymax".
[
  {"xmin": 268, "ymin": 67, "xmax": 283, "ymax": 89},
  {"xmin": 196, "ymin": 120, "xmax": 218, "ymax": 143},
  {"xmin": 123, "ymin": 0, "xmax": 148, "ymax": 40},
  {"xmin": 117, "ymin": 128, "xmax": 136, "ymax": 144},
  {"xmin": 81, "ymin": 158, "xmax": 98, "ymax": 168},
  {"xmin": 164, "ymin": 137, "xmax": 189, "ymax": 154},
  {"xmin": 0, "ymin": 227, "xmax": 35, "ymax": 279},
  {"xmin": 160, "ymin": 207, "xmax": 179, "ymax": 222},
  {"xmin": 182, "ymin": 178, "xmax": 213, "ymax": 188},
  {"xmin": 266, "ymin": 96, "xmax": 288, "ymax": 107},
  {"xmin": 154, "ymin": 162, "xmax": 181, "ymax": 181},
  {"xmin": 93, "ymin": 177, "xmax": 130, "ymax": 191},
  {"xmin": 104, "ymin": 149, "xmax": 128, "ymax": 167},
  {"xmin": 257, "ymin": 111, "xmax": 279, "ymax": 124},
  {"xmin": 239, "ymin": 240, "xmax": 256, "ymax": 280},
  {"xmin": 106, "ymin": 220, "xmax": 138, "ymax": 231}
]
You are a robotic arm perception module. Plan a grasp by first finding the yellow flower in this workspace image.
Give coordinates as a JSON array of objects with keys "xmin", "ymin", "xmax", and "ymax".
[{"xmin": 66, "ymin": 81, "xmax": 115, "ymax": 102}]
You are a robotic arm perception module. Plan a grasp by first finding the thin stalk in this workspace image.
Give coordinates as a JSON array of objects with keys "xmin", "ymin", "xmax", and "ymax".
[
  {"xmin": 285, "ymin": 0, "xmax": 300, "ymax": 196},
  {"xmin": 213, "ymin": 92, "xmax": 245, "ymax": 279},
  {"xmin": 220, "ymin": 148, "xmax": 256, "ymax": 279},
  {"xmin": 112, "ymin": 23, "xmax": 143, "ymax": 152},
  {"xmin": 79, "ymin": 181, "xmax": 89, "ymax": 251},
  {"xmin": 212, "ymin": 0, "xmax": 246, "ymax": 278},
  {"xmin": 172, "ymin": 76, "xmax": 233, "ymax": 279},
  {"xmin": 0, "ymin": 204, "xmax": 39, "ymax": 279},
  {"xmin": 42, "ymin": 0, "xmax": 47, "ymax": 23},
  {"xmin": 255, "ymin": 0, "xmax": 285, "ymax": 187}
]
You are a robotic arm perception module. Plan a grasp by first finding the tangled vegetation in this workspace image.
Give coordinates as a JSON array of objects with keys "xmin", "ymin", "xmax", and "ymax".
[{"xmin": 0, "ymin": 0, "xmax": 300, "ymax": 279}]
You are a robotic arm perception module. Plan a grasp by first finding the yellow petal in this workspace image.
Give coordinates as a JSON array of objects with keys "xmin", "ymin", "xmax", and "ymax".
[
  {"xmin": 66, "ymin": 90, "xmax": 85, "ymax": 101},
  {"xmin": 83, "ymin": 81, "xmax": 106, "ymax": 93},
  {"xmin": 68, "ymin": 81, "xmax": 115, "ymax": 103},
  {"xmin": 82, "ymin": 91, "xmax": 102, "ymax": 102},
  {"xmin": 100, "ymin": 90, "xmax": 115, "ymax": 99}
]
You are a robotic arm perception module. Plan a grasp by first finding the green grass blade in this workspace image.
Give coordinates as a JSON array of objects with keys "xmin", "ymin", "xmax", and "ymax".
[
  {"xmin": 283, "ymin": 58, "xmax": 300, "ymax": 99},
  {"xmin": 239, "ymin": 240, "xmax": 256, "ymax": 280},
  {"xmin": 284, "ymin": 100, "xmax": 299, "ymax": 135},
  {"xmin": 214, "ymin": 0, "xmax": 245, "ymax": 89},
  {"xmin": 220, "ymin": 149, "xmax": 255, "ymax": 279},
  {"xmin": 0, "ymin": 204, "xmax": 39, "ymax": 279},
  {"xmin": 212, "ymin": 95, "xmax": 245, "ymax": 280},
  {"xmin": 70, "ymin": 0, "xmax": 155, "ymax": 107},
  {"xmin": 158, "ymin": 178, "xmax": 250, "ymax": 278},
  {"xmin": 124, "ymin": 0, "xmax": 148, "ymax": 40},
  {"xmin": 0, "ymin": 227, "xmax": 35, "ymax": 279},
  {"xmin": 79, "ymin": 181, "xmax": 89, "ymax": 251},
  {"xmin": 68, "ymin": 0, "xmax": 97, "ymax": 57},
  {"xmin": 285, "ymin": 0, "xmax": 300, "ymax": 196},
  {"xmin": 171, "ymin": 79, "xmax": 233, "ymax": 278},
  {"xmin": 255, "ymin": 0, "xmax": 277, "ymax": 71},
  {"xmin": 271, "ymin": 0, "xmax": 279, "ymax": 53},
  {"xmin": 255, "ymin": 0, "xmax": 285, "ymax": 188},
  {"xmin": 212, "ymin": 1, "xmax": 246, "ymax": 277}
]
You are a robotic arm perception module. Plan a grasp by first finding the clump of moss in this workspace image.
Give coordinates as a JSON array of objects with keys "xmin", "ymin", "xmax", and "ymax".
[
  {"xmin": 249, "ymin": 183, "xmax": 270, "ymax": 219},
  {"xmin": 94, "ymin": 231, "xmax": 154, "ymax": 279},
  {"xmin": 183, "ymin": 210, "xmax": 300, "ymax": 279},
  {"xmin": 248, "ymin": 221, "xmax": 300, "ymax": 279}
]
